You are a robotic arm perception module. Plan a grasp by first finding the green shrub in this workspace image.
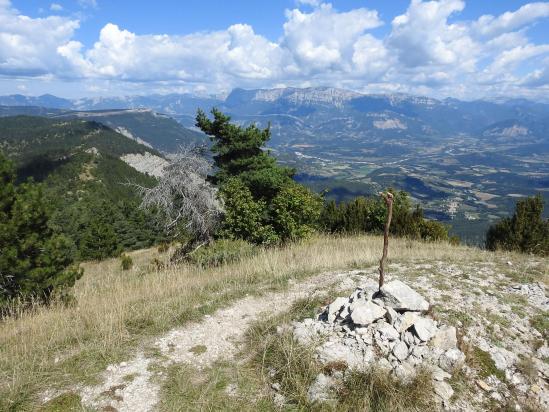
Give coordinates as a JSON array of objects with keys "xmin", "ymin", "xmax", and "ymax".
[
  {"xmin": 270, "ymin": 182, "xmax": 322, "ymax": 242},
  {"xmin": 120, "ymin": 254, "xmax": 133, "ymax": 271},
  {"xmin": 321, "ymin": 190, "xmax": 450, "ymax": 242},
  {"xmin": 486, "ymin": 194, "xmax": 548, "ymax": 255},
  {"xmin": 186, "ymin": 239, "xmax": 257, "ymax": 268},
  {"xmin": 419, "ymin": 218, "xmax": 450, "ymax": 241},
  {"xmin": 218, "ymin": 178, "xmax": 278, "ymax": 245}
]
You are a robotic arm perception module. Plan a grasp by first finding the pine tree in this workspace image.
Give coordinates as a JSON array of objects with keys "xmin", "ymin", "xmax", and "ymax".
[
  {"xmin": 78, "ymin": 200, "xmax": 120, "ymax": 260},
  {"xmin": 196, "ymin": 108, "xmax": 322, "ymax": 244},
  {"xmin": 486, "ymin": 194, "xmax": 549, "ymax": 255},
  {"xmin": 196, "ymin": 108, "xmax": 294, "ymax": 200},
  {"xmin": 0, "ymin": 153, "xmax": 81, "ymax": 305}
]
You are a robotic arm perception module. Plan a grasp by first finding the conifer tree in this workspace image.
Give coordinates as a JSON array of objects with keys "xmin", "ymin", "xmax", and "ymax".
[
  {"xmin": 196, "ymin": 109, "xmax": 322, "ymax": 244},
  {"xmin": 0, "ymin": 153, "xmax": 81, "ymax": 305},
  {"xmin": 486, "ymin": 194, "xmax": 549, "ymax": 255},
  {"xmin": 196, "ymin": 108, "xmax": 294, "ymax": 200}
]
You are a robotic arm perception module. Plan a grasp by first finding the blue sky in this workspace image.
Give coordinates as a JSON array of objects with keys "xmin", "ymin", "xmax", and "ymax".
[{"xmin": 1, "ymin": 0, "xmax": 549, "ymax": 100}]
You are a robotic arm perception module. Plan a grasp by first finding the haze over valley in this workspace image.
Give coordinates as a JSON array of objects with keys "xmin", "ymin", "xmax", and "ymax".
[{"xmin": 2, "ymin": 86, "xmax": 548, "ymax": 242}]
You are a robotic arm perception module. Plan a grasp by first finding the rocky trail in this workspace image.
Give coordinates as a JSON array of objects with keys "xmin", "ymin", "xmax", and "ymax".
[
  {"xmin": 43, "ymin": 258, "xmax": 548, "ymax": 411},
  {"xmin": 74, "ymin": 269, "xmax": 359, "ymax": 412}
]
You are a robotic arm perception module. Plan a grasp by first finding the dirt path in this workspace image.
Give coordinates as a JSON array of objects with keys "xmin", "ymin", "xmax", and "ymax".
[{"xmin": 79, "ymin": 269, "xmax": 363, "ymax": 412}]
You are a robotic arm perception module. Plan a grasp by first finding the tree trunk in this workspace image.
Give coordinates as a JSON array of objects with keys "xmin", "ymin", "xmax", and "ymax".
[{"xmin": 378, "ymin": 192, "xmax": 394, "ymax": 290}]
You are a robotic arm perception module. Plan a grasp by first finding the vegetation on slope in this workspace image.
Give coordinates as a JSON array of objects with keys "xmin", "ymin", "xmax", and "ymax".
[
  {"xmin": 0, "ymin": 153, "xmax": 81, "ymax": 308},
  {"xmin": 0, "ymin": 107, "xmax": 207, "ymax": 153},
  {"xmin": 60, "ymin": 109, "xmax": 207, "ymax": 152},
  {"xmin": 486, "ymin": 194, "xmax": 549, "ymax": 255},
  {"xmin": 0, "ymin": 116, "xmax": 165, "ymax": 261}
]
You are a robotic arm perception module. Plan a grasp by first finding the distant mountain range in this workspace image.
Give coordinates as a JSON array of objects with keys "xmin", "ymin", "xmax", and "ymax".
[
  {"xmin": 2, "ymin": 88, "xmax": 548, "ymax": 149},
  {"xmin": 2, "ymin": 87, "xmax": 548, "ymax": 243}
]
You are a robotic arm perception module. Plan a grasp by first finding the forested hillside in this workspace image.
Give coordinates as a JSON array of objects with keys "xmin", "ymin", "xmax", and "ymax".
[
  {"xmin": 0, "ymin": 107, "xmax": 206, "ymax": 153},
  {"xmin": 0, "ymin": 116, "xmax": 165, "ymax": 261}
]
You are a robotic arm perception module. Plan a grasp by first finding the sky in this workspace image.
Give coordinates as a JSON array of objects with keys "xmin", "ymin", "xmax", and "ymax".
[{"xmin": 1, "ymin": 0, "xmax": 548, "ymax": 100}]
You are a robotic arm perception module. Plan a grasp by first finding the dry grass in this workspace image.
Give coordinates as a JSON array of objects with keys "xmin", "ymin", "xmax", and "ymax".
[{"xmin": 0, "ymin": 234, "xmax": 522, "ymax": 410}]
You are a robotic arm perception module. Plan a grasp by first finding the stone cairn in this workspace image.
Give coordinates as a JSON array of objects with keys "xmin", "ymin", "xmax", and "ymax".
[{"xmin": 292, "ymin": 279, "xmax": 465, "ymax": 405}]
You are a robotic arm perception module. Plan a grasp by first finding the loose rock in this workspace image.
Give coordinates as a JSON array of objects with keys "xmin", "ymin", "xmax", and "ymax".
[
  {"xmin": 328, "ymin": 297, "xmax": 348, "ymax": 323},
  {"xmin": 308, "ymin": 374, "xmax": 336, "ymax": 402},
  {"xmin": 393, "ymin": 341, "xmax": 409, "ymax": 361},
  {"xmin": 350, "ymin": 300, "xmax": 386, "ymax": 326},
  {"xmin": 430, "ymin": 326, "xmax": 457, "ymax": 351},
  {"xmin": 293, "ymin": 280, "xmax": 465, "ymax": 408},
  {"xmin": 379, "ymin": 280, "xmax": 430, "ymax": 312},
  {"xmin": 439, "ymin": 348, "xmax": 465, "ymax": 372},
  {"xmin": 434, "ymin": 380, "xmax": 454, "ymax": 402},
  {"xmin": 413, "ymin": 317, "xmax": 437, "ymax": 342},
  {"xmin": 395, "ymin": 312, "xmax": 419, "ymax": 333}
]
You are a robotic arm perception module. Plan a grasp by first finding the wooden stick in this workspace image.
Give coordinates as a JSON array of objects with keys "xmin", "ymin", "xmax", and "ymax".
[{"xmin": 378, "ymin": 192, "xmax": 394, "ymax": 290}]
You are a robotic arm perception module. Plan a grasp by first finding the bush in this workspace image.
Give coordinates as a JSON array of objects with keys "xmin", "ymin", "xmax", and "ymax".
[
  {"xmin": 0, "ymin": 153, "xmax": 81, "ymax": 306},
  {"xmin": 120, "ymin": 254, "xmax": 133, "ymax": 271},
  {"xmin": 486, "ymin": 194, "xmax": 548, "ymax": 255},
  {"xmin": 150, "ymin": 258, "xmax": 165, "ymax": 271},
  {"xmin": 218, "ymin": 178, "xmax": 278, "ymax": 245},
  {"xmin": 419, "ymin": 218, "xmax": 450, "ymax": 241},
  {"xmin": 270, "ymin": 183, "xmax": 322, "ymax": 242},
  {"xmin": 321, "ymin": 190, "xmax": 450, "ymax": 242},
  {"xmin": 186, "ymin": 239, "xmax": 257, "ymax": 268}
]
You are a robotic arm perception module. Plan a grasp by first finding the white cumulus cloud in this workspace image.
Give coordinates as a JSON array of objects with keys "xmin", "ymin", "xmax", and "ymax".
[
  {"xmin": 472, "ymin": 2, "xmax": 549, "ymax": 38},
  {"xmin": 0, "ymin": 0, "xmax": 79, "ymax": 76},
  {"xmin": 282, "ymin": 3, "xmax": 383, "ymax": 72},
  {"xmin": 0, "ymin": 0, "xmax": 548, "ymax": 101},
  {"xmin": 59, "ymin": 22, "xmax": 288, "ymax": 85}
]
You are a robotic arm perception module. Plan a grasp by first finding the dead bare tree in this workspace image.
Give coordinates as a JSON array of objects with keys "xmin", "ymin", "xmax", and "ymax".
[
  {"xmin": 134, "ymin": 146, "xmax": 224, "ymax": 257},
  {"xmin": 378, "ymin": 191, "xmax": 394, "ymax": 290}
]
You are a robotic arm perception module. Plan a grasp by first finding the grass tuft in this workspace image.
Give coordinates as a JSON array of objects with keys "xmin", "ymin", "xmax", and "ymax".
[
  {"xmin": 530, "ymin": 312, "xmax": 549, "ymax": 340},
  {"xmin": 468, "ymin": 346, "xmax": 506, "ymax": 381},
  {"xmin": 38, "ymin": 392, "xmax": 83, "ymax": 412},
  {"xmin": 189, "ymin": 345, "xmax": 207, "ymax": 355},
  {"xmin": 336, "ymin": 368, "xmax": 434, "ymax": 412}
]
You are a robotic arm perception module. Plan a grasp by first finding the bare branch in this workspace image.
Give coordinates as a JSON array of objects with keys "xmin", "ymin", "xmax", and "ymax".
[
  {"xmin": 134, "ymin": 146, "xmax": 224, "ymax": 244},
  {"xmin": 378, "ymin": 191, "xmax": 394, "ymax": 290}
]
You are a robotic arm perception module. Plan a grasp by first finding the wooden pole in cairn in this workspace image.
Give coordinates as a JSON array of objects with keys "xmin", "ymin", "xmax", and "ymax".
[{"xmin": 378, "ymin": 191, "xmax": 394, "ymax": 290}]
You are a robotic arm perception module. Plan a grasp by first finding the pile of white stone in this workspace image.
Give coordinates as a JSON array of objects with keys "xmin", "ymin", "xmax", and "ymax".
[{"xmin": 292, "ymin": 280, "xmax": 464, "ymax": 404}]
